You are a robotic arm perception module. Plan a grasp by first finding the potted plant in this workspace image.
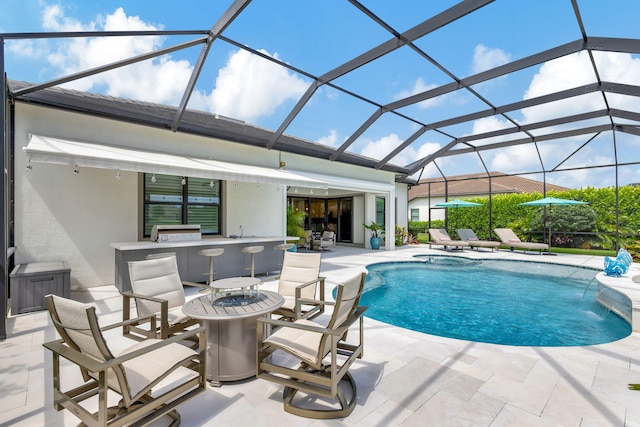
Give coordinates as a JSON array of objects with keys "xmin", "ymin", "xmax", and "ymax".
[
  {"xmin": 286, "ymin": 206, "xmax": 307, "ymax": 251},
  {"xmin": 363, "ymin": 222, "xmax": 385, "ymax": 250}
]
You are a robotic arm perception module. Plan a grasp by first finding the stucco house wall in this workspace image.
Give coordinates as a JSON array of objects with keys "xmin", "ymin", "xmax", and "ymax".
[{"xmin": 13, "ymin": 102, "xmax": 402, "ymax": 289}]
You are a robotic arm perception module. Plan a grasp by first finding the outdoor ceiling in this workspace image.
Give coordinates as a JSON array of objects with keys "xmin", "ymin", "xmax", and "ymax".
[{"xmin": 3, "ymin": 0, "xmax": 640, "ymax": 188}]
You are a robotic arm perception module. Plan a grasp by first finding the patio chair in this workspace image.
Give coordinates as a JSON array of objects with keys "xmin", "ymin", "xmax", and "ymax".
[
  {"xmin": 122, "ymin": 255, "xmax": 207, "ymax": 341},
  {"xmin": 494, "ymin": 228, "xmax": 549, "ymax": 254},
  {"xmin": 313, "ymin": 231, "xmax": 335, "ymax": 250},
  {"xmin": 300, "ymin": 230, "xmax": 313, "ymax": 249},
  {"xmin": 456, "ymin": 228, "xmax": 500, "ymax": 251},
  {"xmin": 270, "ymin": 251, "xmax": 325, "ymax": 321},
  {"xmin": 428, "ymin": 228, "xmax": 469, "ymax": 251},
  {"xmin": 256, "ymin": 272, "xmax": 367, "ymax": 419},
  {"xmin": 42, "ymin": 294, "xmax": 206, "ymax": 427}
]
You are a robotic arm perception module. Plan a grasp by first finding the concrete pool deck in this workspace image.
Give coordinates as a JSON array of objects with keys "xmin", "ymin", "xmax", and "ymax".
[{"xmin": 2, "ymin": 243, "xmax": 640, "ymax": 426}]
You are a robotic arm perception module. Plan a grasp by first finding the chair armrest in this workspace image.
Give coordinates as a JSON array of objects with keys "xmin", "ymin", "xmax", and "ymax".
[
  {"xmin": 258, "ymin": 306, "xmax": 367, "ymax": 337},
  {"xmin": 122, "ymin": 291, "xmax": 167, "ymax": 305},
  {"xmin": 295, "ymin": 297, "xmax": 334, "ymax": 315},
  {"xmin": 294, "ymin": 277, "xmax": 325, "ymax": 318},
  {"xmin": 296, "ymin": 297, "xmax": 334, "ymax": 307},
  {"xmin": 294, "ymin": 276, "xmax": 326, "ymax": 298},
  {"xmin": 43, "ymin": 326, "xmax": 206, "ymax": 373},
  {"xmin": 103, "ymin": 313, "xmax": 157, "ymax": 332},
  {"xmin": 181, "ymin": 281, "xmax": 210, "ymax": 289},
  {"xmin": 121, "ymin": 291, "xmax": 170, "ymax": 338}
]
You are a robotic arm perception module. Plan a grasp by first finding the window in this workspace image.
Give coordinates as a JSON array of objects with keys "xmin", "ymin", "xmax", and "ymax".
[
  {"xmin": 375, "ymin": 196, "xmax": 385, "ymax": 226},
  {"xmin": 411, "ymin": 208, "xmax": 419, "ymax": 222},
  {"xmin": 143, "ymin": 174, "xmax": 221, "ymax": 237}
]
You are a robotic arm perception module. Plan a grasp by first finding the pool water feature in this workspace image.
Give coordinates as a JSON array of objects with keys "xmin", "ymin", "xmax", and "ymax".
[{"xmin": 361, "ymin": 258, "xmax": 631, "ymax": 346}]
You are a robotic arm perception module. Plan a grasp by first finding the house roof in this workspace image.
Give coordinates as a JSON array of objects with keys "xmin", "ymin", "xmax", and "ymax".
[
  {"xmin": 408, "ymin": 172, "xmax": 568, "ymax": 201},
  {"xmin": 7, "ymin": 80, "xmax": 410, "ymax": 178}
]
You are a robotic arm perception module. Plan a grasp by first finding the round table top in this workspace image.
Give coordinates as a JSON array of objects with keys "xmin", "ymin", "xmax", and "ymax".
[
  {"xmin": 182, "ymin": 290, "xmax": 284, "ymax": 320},
  {"xmin": 211, "ymin": 276, "xmax": 261, "ymax": 290}
]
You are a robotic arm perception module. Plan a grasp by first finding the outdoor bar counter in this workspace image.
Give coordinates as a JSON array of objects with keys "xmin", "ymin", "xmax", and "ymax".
[{"xmin": 111, "ymin": 236, "xmax": 295, "ymax": 292}]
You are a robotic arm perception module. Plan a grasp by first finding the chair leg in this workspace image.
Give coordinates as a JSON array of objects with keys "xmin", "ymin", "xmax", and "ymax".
[{"xmin": 281, "ymin": 371, "xmax": 358, "ymax": 419}]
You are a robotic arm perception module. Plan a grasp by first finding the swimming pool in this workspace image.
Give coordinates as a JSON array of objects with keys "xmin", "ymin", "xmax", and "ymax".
[{"xmin": 361, "ymin": 257, "xmax": 631, "ymax": 346}]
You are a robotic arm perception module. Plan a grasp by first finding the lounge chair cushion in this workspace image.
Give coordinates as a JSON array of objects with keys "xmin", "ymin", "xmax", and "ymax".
[{"xmin": 494, "ymin": 228, "xmax": 549, "ymax": 251}]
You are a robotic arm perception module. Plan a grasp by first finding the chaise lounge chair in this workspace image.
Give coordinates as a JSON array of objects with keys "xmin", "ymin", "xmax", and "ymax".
[
  {"xmin": 428, "ymin": 228, "xmax": 468, "ymax": 251},
  {"xmin": 456, "ymin": 228, "xmax": 501, "ymax": 252},
  {"xmin": 494, "ymin": 228, "xmax": 549, "ymax": 254}
]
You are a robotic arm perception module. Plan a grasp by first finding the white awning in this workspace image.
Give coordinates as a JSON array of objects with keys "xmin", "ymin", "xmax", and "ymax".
[
  {"xmin": 288, "ymin": 169, "xmax": 395, "ymax": 193},
  {"xmin": 24, "ymin": 134, "xmax": 327, "ymax": 188}
]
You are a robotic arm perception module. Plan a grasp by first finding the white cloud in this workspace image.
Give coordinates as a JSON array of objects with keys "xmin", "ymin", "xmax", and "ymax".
[
  {"xmin": 28, "ymin": 5, "xmax": 309, "ymax": 122},
  {"xmin": 471, "ymin": 44, "xmax": 510, "ymax": 74},
  {"xmin": 39, "ymin": 6, "xmax": 192, "ymax": 105},
  {"xmin": 394, "ymin": 77, "xmax": 442, "ymax": 109},
  {"xmin": 472, "ymin": 115, "xmax": 511, "ymax": 134},
  {"xmin": 317, "ymin": 130, "xmax": 340, "ymax": 148},
  {"xmin": 7, "ymin": 39, "xmax": 50, "ymax": 60},
  {"xmin": 360, "ymin": 133, "xmax": 402, "ymax": 160},
  {"xmin": 359, "ymin": 133, "xmax": 441, "ymax": 166},
  {"xmin": 206, "ymin": 49, "xmax": 308, "ymax": 122},
  {"xmin": 475, "ymin": 50, "xmax": 640, "ymax": 187}
]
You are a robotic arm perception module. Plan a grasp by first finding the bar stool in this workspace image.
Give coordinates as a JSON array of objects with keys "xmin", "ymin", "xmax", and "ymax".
[
  {"xmin": 242, "ymin": 245, "xmax": 264, "ymax": 277},
  {"xmin": 145, "ymin": 252, "xmax": 176, "ymax": 260},
  {"xmin": 199, "ymin": 248, "xmax": 225, "ymax": 285}
]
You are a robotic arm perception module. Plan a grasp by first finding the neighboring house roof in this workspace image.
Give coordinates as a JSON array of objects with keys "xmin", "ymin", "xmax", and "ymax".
[{"xmin": 408, "ymin": 172, "xmax": 568, "ymax": 201}]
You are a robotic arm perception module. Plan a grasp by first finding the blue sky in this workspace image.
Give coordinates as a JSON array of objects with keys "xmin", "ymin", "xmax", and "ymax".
[{"xmin": 3, "ymin": 0, "xmax": 640, "ymax": 189}]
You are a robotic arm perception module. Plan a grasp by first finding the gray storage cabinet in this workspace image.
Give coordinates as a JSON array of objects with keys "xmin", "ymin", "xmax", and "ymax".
[{"xmin": 10, "ymin": 262, "xmax": 71, "ymax": 314}]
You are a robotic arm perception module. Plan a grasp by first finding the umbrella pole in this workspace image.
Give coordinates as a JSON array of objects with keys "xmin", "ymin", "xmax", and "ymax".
[{"xmin": 543, "ymin": 205, "xmax": 555, "ymax": 255}]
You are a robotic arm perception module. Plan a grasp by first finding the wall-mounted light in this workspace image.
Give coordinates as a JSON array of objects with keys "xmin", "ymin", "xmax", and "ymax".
[
  {"xmin": 209, "ymin": 179, "xmax": 215, "ymax": 187},
  {"xmin": 181, "ymin": 177, "xmax": 186, "ymax": 186},
  {"xmin": 151, "ymin": 173, "xmax": 156, "ymax": 183},
  {"xmin": 73, "ymin": 165, "xmax": 79, "ymax": 176},
  {"xmin": 25, "ymin": 161, "xmax": 32, "ymax": 172},
  {"xmin": 115, "ymin": 169, "xmax": 121, "ymax": 180}
]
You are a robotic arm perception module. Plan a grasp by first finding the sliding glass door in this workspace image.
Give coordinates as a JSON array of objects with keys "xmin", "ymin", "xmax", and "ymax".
[{"xmin": 288, "ymin": 196, "xmax": 353, "ymax": 243}]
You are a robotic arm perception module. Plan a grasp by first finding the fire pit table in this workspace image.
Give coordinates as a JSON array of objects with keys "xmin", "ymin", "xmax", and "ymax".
[{"xmin": 182, "ymin": 290, "xmax": 284, "ymax": 386}]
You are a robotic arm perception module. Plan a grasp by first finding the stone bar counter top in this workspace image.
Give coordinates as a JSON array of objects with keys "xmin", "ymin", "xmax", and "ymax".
[{"xmin": 112, "ymin": 236, "xmax": 298, "ymax": 292}]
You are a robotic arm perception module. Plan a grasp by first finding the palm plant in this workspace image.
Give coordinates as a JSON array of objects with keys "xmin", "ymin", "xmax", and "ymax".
[{"xmin": 286, "ymin": 205, "xmax": 307, "ymax": 240}]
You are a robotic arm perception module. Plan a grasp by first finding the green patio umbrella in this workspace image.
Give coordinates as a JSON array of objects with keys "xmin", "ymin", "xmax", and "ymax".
[
  {"xmin": 518, "ymin": 197, "xmax": 589, "ymax": 249},
  {"xmin": 435, "ymin": 199, "xmax": 482, "ymax": 232}
]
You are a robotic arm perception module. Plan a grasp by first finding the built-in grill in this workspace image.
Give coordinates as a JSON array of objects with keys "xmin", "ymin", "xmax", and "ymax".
[{"xmin": 150, "ymin": 224, "xmax": 201, "ymax": 242}]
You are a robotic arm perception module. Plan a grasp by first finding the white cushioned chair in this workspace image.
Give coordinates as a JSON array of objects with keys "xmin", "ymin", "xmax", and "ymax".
[
  {"xmin": 43, "ymin": 294, "xmax": 206, "ymax": 427},
  {"xmin": 122, "ymin": 255, "xmax": 206, "ymax": 340},
  {"xmin": 271, "ymin": 251, "xmax": 325, "ymax": 321},
  {"xmin": 313, "ymin": 231, "xmax": 335, "ymax": 250},
  {"xmin": 257, "ymin": 272, "xmax": 367, "ymax": 419}
]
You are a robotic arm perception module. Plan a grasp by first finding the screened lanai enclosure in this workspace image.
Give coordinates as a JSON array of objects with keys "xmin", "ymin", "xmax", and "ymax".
[
  {"xmin": 2, "ymin": 0, "xmax": 640, "ymax": 337},
  {"xmin": 3, "ymin": 0, "xmax": 640, "ymax": 186}
]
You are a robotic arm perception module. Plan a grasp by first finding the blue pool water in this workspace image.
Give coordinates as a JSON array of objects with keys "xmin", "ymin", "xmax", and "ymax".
[{"xmin": 360, "ymin": 257, "xmax": 631, "ymax": 347}]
